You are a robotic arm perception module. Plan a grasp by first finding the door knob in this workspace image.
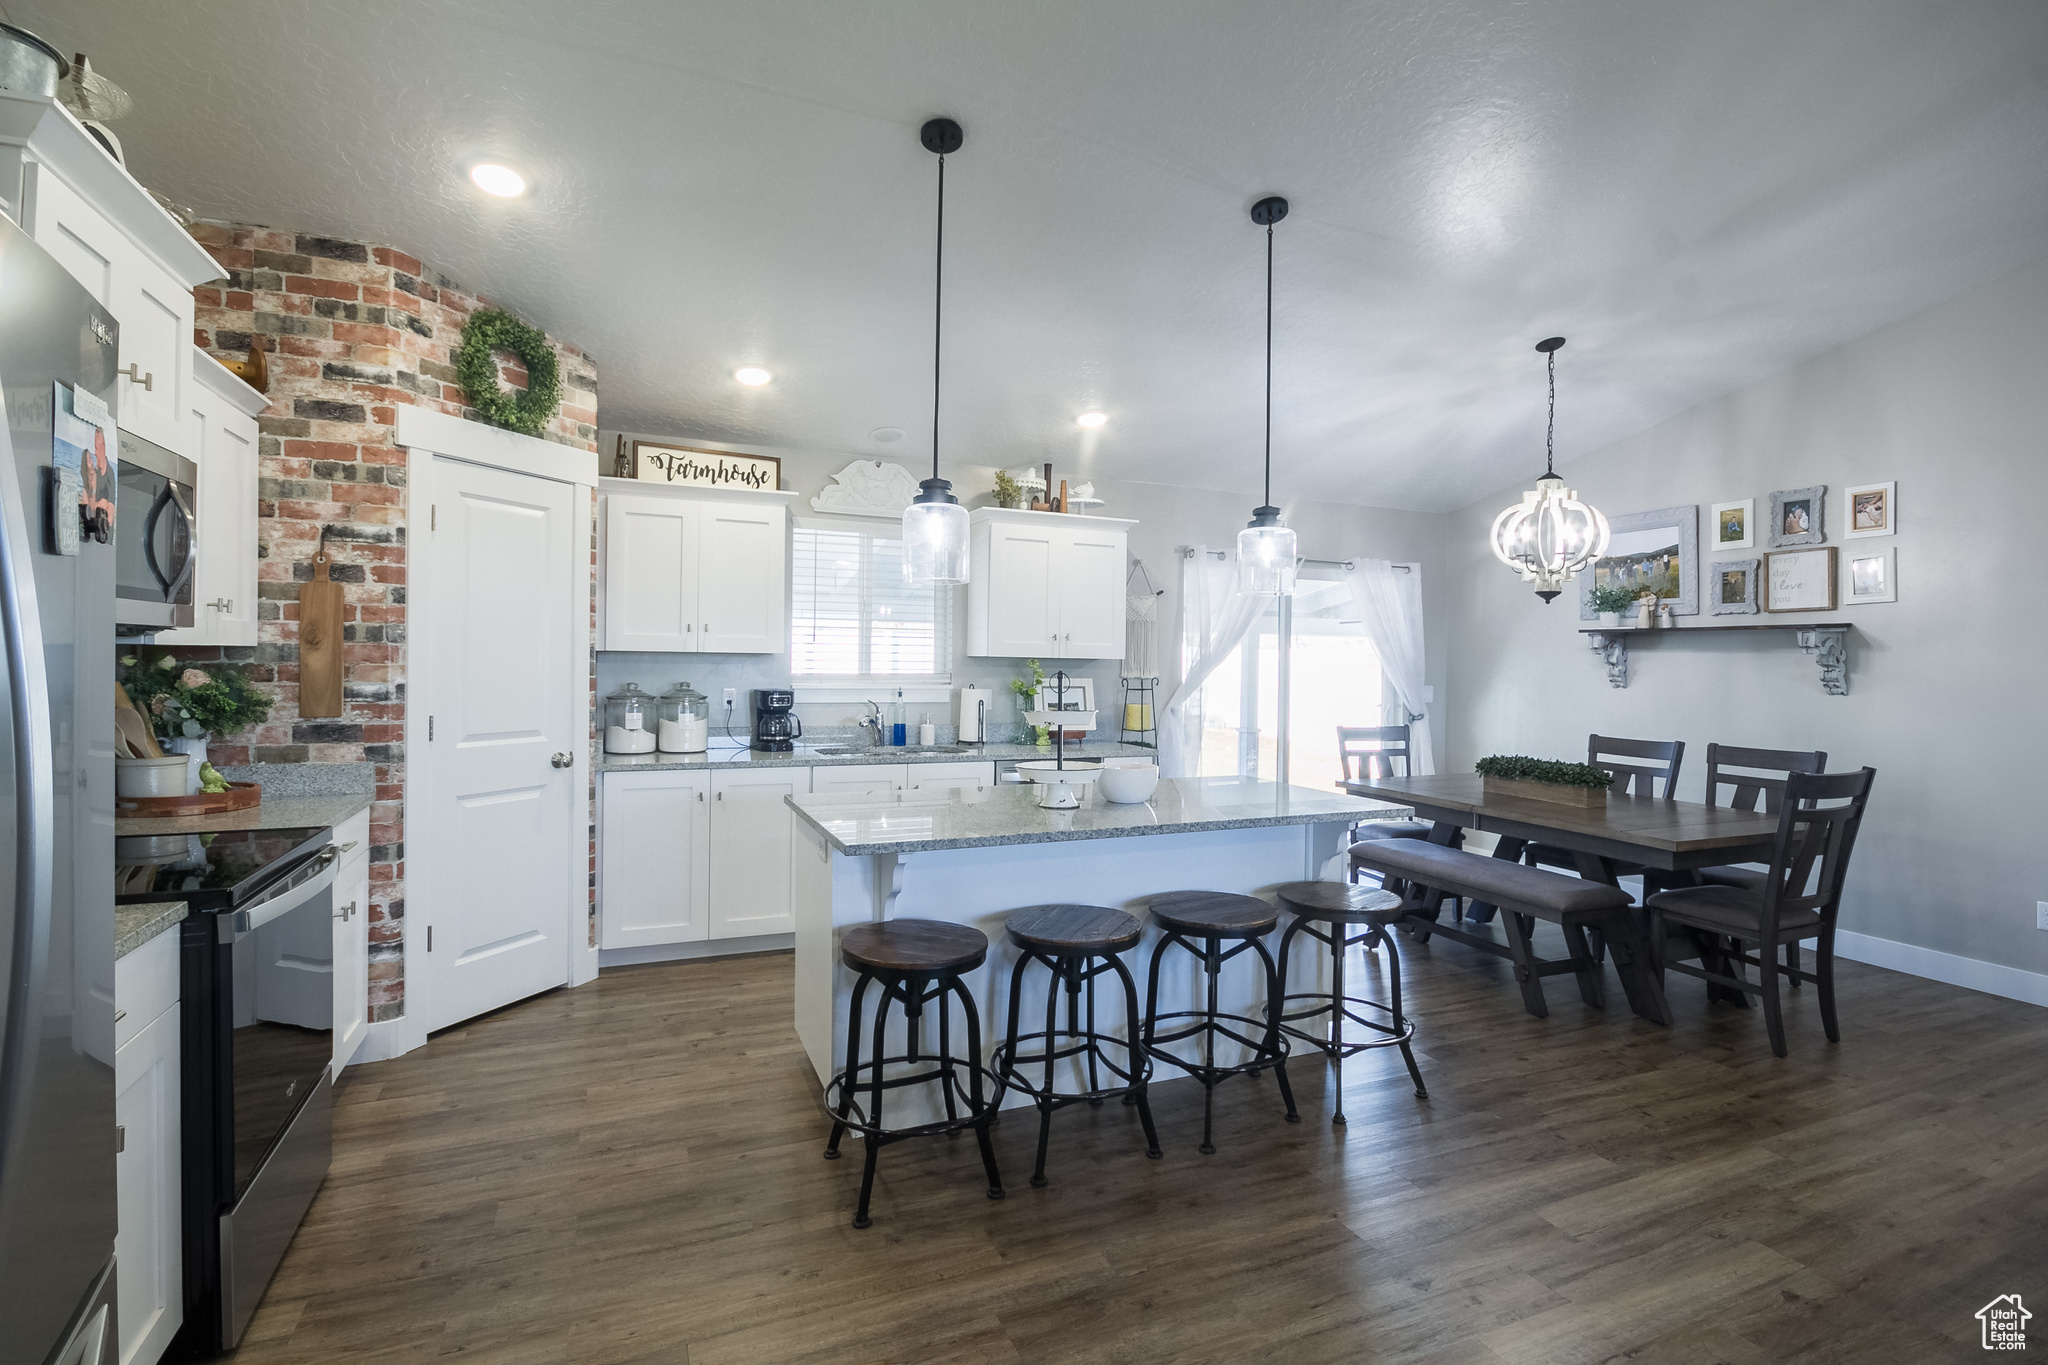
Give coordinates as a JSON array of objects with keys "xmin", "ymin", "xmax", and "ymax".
[
  {"xmin": 122, "ymin": 363, "xmax": 154, "ymax": 391},
  {"xmin": 551, "ymin": 752, "xmax": 574, "ymax": 768}
]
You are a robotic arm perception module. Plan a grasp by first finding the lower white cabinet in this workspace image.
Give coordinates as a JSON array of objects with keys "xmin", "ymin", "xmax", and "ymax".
[
  {"xmin": 331, "ymin": 844, "xmax": 370, "ymax": 1073},
  {"xmin": 114, "ymin": 932, "xmax": 182, "ymax": 1365},
  {"xmin": 708, "ymin": 768, "xmax": 803, "ymax": 938},
  {"xmin": 600, "ymin": 768, "xmax": 712, "ymax": 948}
]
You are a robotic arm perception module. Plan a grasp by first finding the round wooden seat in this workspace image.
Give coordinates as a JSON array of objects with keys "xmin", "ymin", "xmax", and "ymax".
[
  {"xmin": 1005, "ymin": 904, "xmax": 1143, "ymax": 956},
  {"xmin": 840, "ymin": 919, "xmax": 989, "ymax": 976},
  {"xmin": 1147, "ymin": 891, "xmax": 1279, "ymax": 939},
  {"xmin": 1274, "ymin": 880, "xmax": 1406, "ymax": 925}
]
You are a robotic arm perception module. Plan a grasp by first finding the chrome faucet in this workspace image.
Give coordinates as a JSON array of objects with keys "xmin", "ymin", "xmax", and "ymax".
[{"xmin": 857, "ymin": 699, "xmax": 884, "ymax": 747}]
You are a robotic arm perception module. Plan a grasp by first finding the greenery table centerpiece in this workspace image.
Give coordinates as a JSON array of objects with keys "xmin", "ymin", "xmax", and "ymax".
[{"xmin": 1474, "ymin": 754, "xmax": 1614, "ymax": 808}]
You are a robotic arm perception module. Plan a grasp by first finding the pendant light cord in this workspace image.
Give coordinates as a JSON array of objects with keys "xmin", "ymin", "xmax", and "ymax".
[
  {"xmin": 932, "ymin": 152, "xmax": 945, "ymax": 482},
  {"xmin": 1545, "ymin": 347, "xmax": 1556, "ymax": 476},
  {"xmin": 1264, "ymin": 222, "xmax": 1273, "ymax": 507}
]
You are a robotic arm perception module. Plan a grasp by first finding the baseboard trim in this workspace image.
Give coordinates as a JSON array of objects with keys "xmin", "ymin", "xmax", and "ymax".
[
  {"xmin": 1834, "ymin": 930, "xmax": 2048, "ymax": 1008},
  {"xmin": 350, "ymin": 1014, "xmax": 428, "ymax": 1066},
  {"xmin": 598, "ymin": 934, "xmax": 794, "ymax": 970}
]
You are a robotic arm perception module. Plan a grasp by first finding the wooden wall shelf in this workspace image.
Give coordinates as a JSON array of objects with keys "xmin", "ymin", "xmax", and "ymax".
[{"xmin": 1577, "ymin": 622, "xmax": 1854, "ymax": 694}]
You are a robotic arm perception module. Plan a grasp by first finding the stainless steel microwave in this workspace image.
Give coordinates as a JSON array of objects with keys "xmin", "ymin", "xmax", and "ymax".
[{"xmin": 115, "ymin": 428, "xmax": 196, "ymax": 633}]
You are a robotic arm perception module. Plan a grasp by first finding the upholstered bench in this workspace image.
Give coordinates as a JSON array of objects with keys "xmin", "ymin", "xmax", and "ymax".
[{"xmin": 1347, "ymin": 840, "xmax": 1672, "ymax": 1025}]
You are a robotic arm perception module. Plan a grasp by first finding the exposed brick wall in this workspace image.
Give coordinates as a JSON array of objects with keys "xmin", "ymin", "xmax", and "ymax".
[{"xmin": 178, "ymin": 222, "xmax": 598, "ymax": 1022}]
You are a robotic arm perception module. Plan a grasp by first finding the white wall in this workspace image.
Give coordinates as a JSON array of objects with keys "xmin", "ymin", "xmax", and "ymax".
[
  {"xmin": 596, "ymin": 429, "xmax": 1454, "ymax": 749},
  {"xmin": 1445, "ymin": 258, "xmax": 2048, "ymax": 995}
]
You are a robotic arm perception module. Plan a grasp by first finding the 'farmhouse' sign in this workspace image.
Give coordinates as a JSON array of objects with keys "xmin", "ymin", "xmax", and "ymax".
[{"xmin": 631, "ymin": 441, "xmax": 781, "ymax": 492}]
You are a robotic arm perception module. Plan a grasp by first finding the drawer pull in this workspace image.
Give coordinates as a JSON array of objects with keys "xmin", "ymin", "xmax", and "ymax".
[
  {"xmin": 121, "ymin": 363, "xmax": 154, "ymax": 391},
  {"xmin": 114, "ymin": 1125, "xmax": 125, "ymax": 1154},
  {"xmin": 114, "ymin": 1009, "xmax": 126, "ymax": 1023}
]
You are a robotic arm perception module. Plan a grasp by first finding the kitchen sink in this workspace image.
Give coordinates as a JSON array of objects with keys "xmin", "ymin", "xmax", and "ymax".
[{"xmin": 805, "ymin": 744, "xmax": 975, "ymax": 757}]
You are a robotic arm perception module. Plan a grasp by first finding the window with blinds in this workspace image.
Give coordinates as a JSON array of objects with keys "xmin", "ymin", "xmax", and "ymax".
[{"xmin": 790, "ymin": 525, "xmax": 953, "ymax": 679}]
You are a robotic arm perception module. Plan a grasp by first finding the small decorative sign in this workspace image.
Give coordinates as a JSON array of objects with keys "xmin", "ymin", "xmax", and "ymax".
[
  {"xmin": 1764, "ymin": 546, "xmax": 1838, "ymax": 612},
  {"xmin": 630, "ymin": 441, "xmax": 780, "ymax": 492}
]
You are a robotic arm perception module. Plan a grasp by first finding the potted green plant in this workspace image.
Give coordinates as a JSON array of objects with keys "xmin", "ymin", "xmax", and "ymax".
[
  {"xmin": 1009, "ymin": 658, "xmax": 1048, "ymax": 744},
  {"xmin": 120, "ymin": 651, "xmax": 273, "ymax": 790},
  {"xmin": 1586, "ymin": 580, "xmax": 1635, "ymax": 628},
  {"xmin": 1473, "ymin": 754, "xmax": 1614, "ymax": 808},
  {"xmin": 992, "ymin": 469, "xmax": 1023, "ymax": 509}
]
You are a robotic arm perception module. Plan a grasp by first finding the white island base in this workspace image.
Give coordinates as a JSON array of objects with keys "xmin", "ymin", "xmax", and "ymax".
[{"xmin": 789, "ymin": 779, "xmax": 1408, "ymax": 1126}]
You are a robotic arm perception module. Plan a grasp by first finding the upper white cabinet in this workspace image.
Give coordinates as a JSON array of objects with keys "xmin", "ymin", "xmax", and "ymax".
[
  {"xmin": 600, "ymin": 479, "xmax": 793, "ymax": 653},
  {"xmin": 1, "ymin": 94, "xmax": 224, "ymax": 456},
  {"xmin": 157, "ymin": 351, "xmax": 264, "ymax": 647},
  {"xmin": 966, "ymin": 509, "xmax": 1134, "ymax": 660}
]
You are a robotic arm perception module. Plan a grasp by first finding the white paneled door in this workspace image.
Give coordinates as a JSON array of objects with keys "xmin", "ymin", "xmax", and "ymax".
[{"xmin": 417, "ymin": 456, "xmax": 584, "ymax": 1033}]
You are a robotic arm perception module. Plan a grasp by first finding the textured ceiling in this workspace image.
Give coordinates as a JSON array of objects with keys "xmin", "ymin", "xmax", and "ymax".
[{"xmin": 16, "ymin": 0, "xmax": 2048, "ymax": 511}]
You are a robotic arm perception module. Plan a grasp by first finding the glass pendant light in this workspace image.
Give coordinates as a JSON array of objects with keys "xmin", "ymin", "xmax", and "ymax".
[
  {"xmin": 903, "ymin": 117, "xmax": 970, "ymax": 586},
  {"xmin": 1489, "ymin": 337, "xmax": 1610, "ymax": 602},
  {"xmin": 1237, "ymin": 196, "xmax": 1297, "ymax": 597}
]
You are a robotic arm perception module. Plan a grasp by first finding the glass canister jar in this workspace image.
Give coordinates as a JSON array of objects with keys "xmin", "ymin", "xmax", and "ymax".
[
  {"xmin": 656, "ymin": 682, "xmax": 710, "ymax": 754},
  {"xmin": 603, "ymin": 683, "xmax": 657, "ymax": 754}
]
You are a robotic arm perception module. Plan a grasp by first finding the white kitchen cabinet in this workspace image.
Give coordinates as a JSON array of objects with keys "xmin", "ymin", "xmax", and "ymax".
[
  {"xmin": 708, "ymin": 768, "xmax": 804, "ymax": 937},
  {"xmin": 3, "ymin": 99, "xmax": 223, "ymax": 457},
  {"xmin": 599, "ymin": 768, "xmax": 712, "ymax": 948},
  {"xmin": 157, "ymin": 351, "xmax": 264, "ymax": 647},
  {"xmin": 967, "ymin": 508, "xmax": 1135, "ymax": 660},
  {"xmin": 905, "ymin": 761, "xmax": 997, "ymax": 794},
  {"xmin": 599, "ymin": 480, "xmax": 792, "ymax": 654},
  {"xmin": 114, "ymin": 931, "xmax": 182, "ymax": 1365},
  {"xmin": 809, "ymin": 763, "xmax": 908, "ymax": 798},
  {"xmin": 331, "ymin": 843, "xmax": 370, "ymax": 1074}
]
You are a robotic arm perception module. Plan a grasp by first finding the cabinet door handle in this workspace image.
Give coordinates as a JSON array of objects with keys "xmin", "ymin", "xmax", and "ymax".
[
  {"xmin": 121, "ymin": 363, "xmax": 154, "ymax": 391},
  {"xmin": 209, "ymin": 598, "xmax": 233, "ymax": 612},
  {"xmin": 698, "ymin": 790, "xmax": 705, "ymax": 802},
  {"xmin": 114, "ymin": 1009, "xmax": 126, "ymax": 1023},
  {"xmin": 334, "ymin": 900, "xmax": 357, "ymax": 921},
  {"xmin": 114, "ymin": 1125, "xmax": 125, "ymax": 1154},
  {"xmin": 717, "ymin": 790, "xmax": 724, "ymax": 800}
]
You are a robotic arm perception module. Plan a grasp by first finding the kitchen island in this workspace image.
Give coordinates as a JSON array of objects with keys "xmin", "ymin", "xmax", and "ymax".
[{"xmin": 787, "ymin": 777, "xmax": 1410, "ymax": 1114}]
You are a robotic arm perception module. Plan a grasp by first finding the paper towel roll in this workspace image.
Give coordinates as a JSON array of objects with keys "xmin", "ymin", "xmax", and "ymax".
[{"xmin": 957, "ymin": 685, "xmax": 991, "ymax": 742}]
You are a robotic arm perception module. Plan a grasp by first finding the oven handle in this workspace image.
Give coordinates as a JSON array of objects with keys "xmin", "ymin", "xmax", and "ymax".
[{"xmin": 216, "ymin": 845, "xmax": 346, "ymax": 943}]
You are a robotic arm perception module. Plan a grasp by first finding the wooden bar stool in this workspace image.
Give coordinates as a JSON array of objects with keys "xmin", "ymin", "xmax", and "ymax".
[
  {"xmin": 1273, "ymin": 881, "xmax": 1427, "ymax": 1124},
  {"xmin": 1141, "ymin": 891, "xmax": 1298, "ymax": 1154},
  {"xmin": 823, "ymin": 919, "xmax": 1005, "ymax": 1229},
  {"xmin": 992, "ymin": 905, "xmax": 1162, "ymax": 1188}
]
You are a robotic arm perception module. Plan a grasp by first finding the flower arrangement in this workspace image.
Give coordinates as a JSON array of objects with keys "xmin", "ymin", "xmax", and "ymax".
[
  {"xmin": 1473, "ymin": 755, "xmax": 1613, "ymax": 789},
  {"xmin": 1009, "ymin": 659, "xmax": 1049, "ymax": 744},
  {"xmin": 119, "ymin": 651, "xmax": 273, "ymax": 741}
]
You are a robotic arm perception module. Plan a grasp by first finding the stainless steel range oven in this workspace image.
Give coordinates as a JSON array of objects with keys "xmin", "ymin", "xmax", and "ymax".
[{"xmin": 117, "ymin": 825, "xmax": 349, "ymax": 1357}]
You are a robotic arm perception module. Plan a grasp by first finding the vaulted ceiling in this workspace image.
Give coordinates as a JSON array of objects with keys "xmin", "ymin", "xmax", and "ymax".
[{"xmin": 18, "ymin": 0, "xmax": 2048, "ymax": 510}]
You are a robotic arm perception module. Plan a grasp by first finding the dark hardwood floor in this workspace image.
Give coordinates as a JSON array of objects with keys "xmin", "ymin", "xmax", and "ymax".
[{"xmin": 232, "ymin": 928, "xmax": 2048, "ymax": 1364}]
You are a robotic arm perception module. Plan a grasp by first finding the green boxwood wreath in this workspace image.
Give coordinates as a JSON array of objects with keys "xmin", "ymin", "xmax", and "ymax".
[{"xmin": 456, "ymin": 308, "xmax": 561, "ymax": 436}]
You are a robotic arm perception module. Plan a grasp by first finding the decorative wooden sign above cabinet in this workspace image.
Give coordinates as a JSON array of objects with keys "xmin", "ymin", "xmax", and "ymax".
[{"xmin": 628, "ymin": 440, "xmax": 781, "ymax": 492}]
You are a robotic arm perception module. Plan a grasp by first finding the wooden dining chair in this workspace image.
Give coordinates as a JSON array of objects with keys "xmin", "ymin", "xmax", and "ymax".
[
  {"xmin": 1641, "ymin": 744, "xmax": 1827, "ymax": 897},
  {"xmin": 1522, "ymin": 735, "xmax": 1685, "ymax": 878},
  {"xmin": 1644, "ymin": 767, "xmax": 1876, "ymax": 1057},
  {"xmin": 1338, "ymin": 725, "xmax": 1437, "ymax": 887}
]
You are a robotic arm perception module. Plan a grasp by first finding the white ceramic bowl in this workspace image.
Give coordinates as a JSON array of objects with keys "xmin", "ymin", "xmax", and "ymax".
[
  {"xmin": 1098, "ymin": 763, "xmax": 1160, "ymax": 804},
  {"xmin": 116, "ymin": 755, "xmax": 192, "ymax": 799}
]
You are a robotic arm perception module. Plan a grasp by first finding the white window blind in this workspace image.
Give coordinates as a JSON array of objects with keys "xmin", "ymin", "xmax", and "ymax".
[{"xmin": 791, "ymin": 524, "xmax": 953, "ymax": 679}]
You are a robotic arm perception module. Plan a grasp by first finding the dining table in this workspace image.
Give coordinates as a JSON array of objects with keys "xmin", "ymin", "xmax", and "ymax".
[{"xmin": 1338, "ymin": 773, "xmax": 1785, "ymax": 1016}]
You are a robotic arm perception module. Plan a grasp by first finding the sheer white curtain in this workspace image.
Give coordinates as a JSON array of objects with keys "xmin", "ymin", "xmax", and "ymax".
[
  {"xmin": 1160, "ymin": 548, "xmax": 1263, "ymax": 778},
  {"xmin": 1345, "ymin": 560, "xmax": 1433, "ymax": 775}
]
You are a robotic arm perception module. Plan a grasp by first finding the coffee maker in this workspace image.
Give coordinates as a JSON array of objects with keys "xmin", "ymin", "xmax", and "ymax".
[{"xmin": 750, "ymin": 688, "xmax": 802, "ymax": 752}]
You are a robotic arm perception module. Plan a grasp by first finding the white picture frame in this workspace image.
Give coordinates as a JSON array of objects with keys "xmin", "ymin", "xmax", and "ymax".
[
  {"xmin": 1764, "ymin": 547, "xmax": 1838, "ymax": 613},
  {"xmin": 1844, "ymin": 545, "xmax": 1897, "ymax": 604},
  {"xmin": 1709, "ymin": 498, "xmax": 1755, "ymax": 552},
  {"xmin": 1844, "ymin": 480, "xmax": 1897, "ymax": 539}
]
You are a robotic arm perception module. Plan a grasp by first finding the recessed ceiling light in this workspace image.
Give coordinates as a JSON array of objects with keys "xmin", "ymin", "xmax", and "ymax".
[
  {"xmin": 734, "ymin": 367, "xmax": 773, "ymax": 386},
  {"xmin": 469, "ymin": 163, "xmax": 526, "ymax": 197},
  {"xmin": 1076, "ymin": 411, "xmax": 1108, "ymax": 428}
]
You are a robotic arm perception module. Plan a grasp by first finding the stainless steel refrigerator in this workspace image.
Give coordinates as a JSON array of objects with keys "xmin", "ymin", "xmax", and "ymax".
[{"xmin": 0, "ymin": 212, "xmax": 123, "ymax": 1364}]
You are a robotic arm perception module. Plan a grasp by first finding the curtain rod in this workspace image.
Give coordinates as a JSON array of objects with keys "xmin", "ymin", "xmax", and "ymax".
[{"xmin": 1181, "ymin": 547, "xmax": 1410, "ymax": 573}]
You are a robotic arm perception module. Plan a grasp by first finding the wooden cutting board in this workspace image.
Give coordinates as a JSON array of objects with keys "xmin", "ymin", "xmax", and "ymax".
[{"xmin": 300, "ymin": 548, "xmax": 344, "ymax": 717}]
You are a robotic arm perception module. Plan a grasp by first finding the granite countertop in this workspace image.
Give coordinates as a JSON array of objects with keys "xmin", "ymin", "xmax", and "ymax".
[
  {"xmin": 787, "ymin": 776, "xmax": 1412, "ymax": 855},
  {"xmin": 115, "ymin": 791, "xmax": 373, "ymax": 837},
  {"xmin": 599, "ymin": 740, "xmax": 1156, "ymax": 773},
  {"xmin": 116, "ymin": 901, "xmax": 187, "ymax": 959}
]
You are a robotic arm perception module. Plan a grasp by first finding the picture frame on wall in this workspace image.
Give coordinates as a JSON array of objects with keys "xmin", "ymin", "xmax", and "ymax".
[
  {"xmin": 629, "ymin": 440, "xmax": 782, "ymax": 492},
  {"xmin": 1763, "ymin": 547, "xmax": 1838, "ymax": 612},
  {"xmin": 1708, "ymin": 558, "xmax": 1759, "ymax": 615},
  {"xmin": 1844, "ymin": 544, "xmax": 1897, "ymax": 604},
  {"xmin": 1844, "ymin": 480, "xmax": 1897, "ymax": 539},
  {"xmin": 1709, "ymin": 498, "xmax": 1755, "ymax": 551},
  {"xmin": 1579, "ymin": 505, "xmax": 1699, "ymax": 619},
  {"xmin": 1767, "ymin": 485, "xmax": 1827, "ymax": 547}
]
